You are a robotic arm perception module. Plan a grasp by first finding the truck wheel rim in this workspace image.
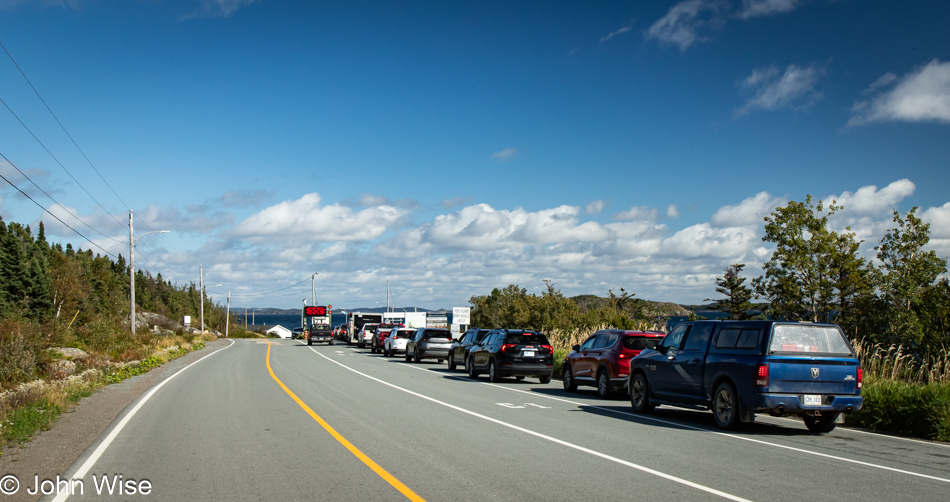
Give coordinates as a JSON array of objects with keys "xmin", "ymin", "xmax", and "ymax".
[{"xmin": 715, "ymin": 389, "xmax": 732, "ymax": 422}]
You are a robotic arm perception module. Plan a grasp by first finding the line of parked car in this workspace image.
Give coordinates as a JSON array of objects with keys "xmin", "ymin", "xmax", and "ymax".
[{"xmin": 320, "ymin": 319, "xmax": 865, "ymax": 433}]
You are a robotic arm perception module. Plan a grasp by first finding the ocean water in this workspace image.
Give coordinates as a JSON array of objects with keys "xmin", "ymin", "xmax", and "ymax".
[{"xmin": 237, "ymin": 313, "xmax": 349, "ymax": 329}]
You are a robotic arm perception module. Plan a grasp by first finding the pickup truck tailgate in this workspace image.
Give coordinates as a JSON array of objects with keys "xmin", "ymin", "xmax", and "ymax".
[{"xmin": 768, "ymin": 357, "xmax": 860, "ymax": 394}]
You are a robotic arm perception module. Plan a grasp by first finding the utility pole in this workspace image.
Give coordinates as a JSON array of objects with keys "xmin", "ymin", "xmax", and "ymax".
[
  {"xmin": 312, "ymin": 272, "xmax": 317, "ymax": 306},
  {"xmin": 128, "ymin": 210, "xmax": 168, "ymax": 335},
  {"xmin": 199, "ymin": 265, "xmax": 204, "ymax": 335},
  {"xmin": 225, "ymin": 289, "xmax": 231, "ymax": 337}
]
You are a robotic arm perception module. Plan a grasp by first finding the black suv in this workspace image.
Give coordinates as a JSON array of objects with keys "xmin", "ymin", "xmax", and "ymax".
[
  {"xmin": 468, "ymin": 329, "xmax": 553, "ymax": 383},
  {"xmin": 447, "ymin": 328, "xmax": 490, "ymax": 371},
  {"xmin": 405, "ymin": 328, "xmax": 454, "ymax": 363}
]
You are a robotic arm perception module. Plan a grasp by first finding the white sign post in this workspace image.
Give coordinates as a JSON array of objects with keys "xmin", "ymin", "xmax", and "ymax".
[{"xmin": 453, "ymin": 307, "xmax": 470, "ymax": 326}]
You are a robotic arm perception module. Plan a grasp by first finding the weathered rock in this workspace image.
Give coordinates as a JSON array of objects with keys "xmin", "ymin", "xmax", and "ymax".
[
  {"xmin": 48, "ymin": 347, "xmax": 89, "ymax": 360},
  {"xmin": 48, "ymin": 359, "xmax": 77, "ymax": 378}
]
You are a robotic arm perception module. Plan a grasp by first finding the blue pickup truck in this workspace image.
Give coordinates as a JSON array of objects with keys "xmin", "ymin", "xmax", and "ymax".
[{"xmin": 627, "ymin": 320, "xmax": 863, "ymax": 432}]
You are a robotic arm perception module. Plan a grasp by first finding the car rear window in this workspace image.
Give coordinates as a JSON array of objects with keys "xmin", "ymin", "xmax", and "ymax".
[
  {"xmin": 769, "ymin": 325, "xmax": 853, "ymax": 355},
  {"xmin": 505, "ymin": 333, "xmax": 549, "ymax": 345},
  {"xmin": 622, "ymin": 336, "xmax": 660, "ymax": 351},
  {"xmin": 394, "ymin": 330, "xmax": 414, "ymax": 338},
  {"xmin": 426, "ymin": 330, "xmax": 451, "ymax": 339}
]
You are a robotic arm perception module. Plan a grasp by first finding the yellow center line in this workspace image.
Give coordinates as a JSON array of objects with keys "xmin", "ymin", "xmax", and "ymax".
[{"xmin": 265, "ymin": 342, "xmax": 426, "ymax": 502}]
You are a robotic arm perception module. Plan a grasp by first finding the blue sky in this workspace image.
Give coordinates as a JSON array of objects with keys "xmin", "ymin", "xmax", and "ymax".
[{"xmin": 1, "ymin": 0, "xmax": 948, "ymax": 310}]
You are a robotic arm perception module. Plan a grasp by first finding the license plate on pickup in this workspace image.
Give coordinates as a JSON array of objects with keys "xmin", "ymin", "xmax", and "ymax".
[
  {"xmin": 803, "ymin": 395, "xmax": 822, "ymax": 406},
  {"xmin": 522, "ymin": 350, "xmax": 535, "ymax": 357}
]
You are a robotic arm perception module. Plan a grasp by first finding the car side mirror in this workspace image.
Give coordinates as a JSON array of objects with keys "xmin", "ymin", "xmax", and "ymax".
[
  {"xmin": 572, "ymin": 344, "xmax": 580, "ymax": 352},
  {"xmin": 655, "ymin": 344, "xmax": 667, "ymax": 354}
]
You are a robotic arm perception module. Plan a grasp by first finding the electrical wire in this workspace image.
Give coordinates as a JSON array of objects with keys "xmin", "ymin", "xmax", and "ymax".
[
  {"xmin": 0, "ymin": 157, "xmax": 118, "ymax": 259},
  {"xmin": 228, "ymin": 276, "xmax": 316, "ymax": 298},
  {"xmin": 0, "ymin": 39, "xmax": 181, "ymax": 255},
  {"xmin": 0, "ymin": 153, "xmax": 125, "ymax": 243}
]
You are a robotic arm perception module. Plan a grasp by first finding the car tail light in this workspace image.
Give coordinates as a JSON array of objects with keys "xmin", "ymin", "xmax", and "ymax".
[
  {"xmin": 541, "ymin": 344, "xmax": 553, "ymax": 353},
  {"xmin": 857, "ymin": 367, "xmax": 863, "ymax": 389},
  {"xmin": 755, "ymin": 364, "xmax": 769, "ymax": 387},
  {"xmin": 501, "ymin": 343, "xmax": 518, "ymax": 353}
]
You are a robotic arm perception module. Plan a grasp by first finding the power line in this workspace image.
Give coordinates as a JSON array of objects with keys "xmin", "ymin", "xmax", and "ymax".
[
  {"xmin": 0, "ymin": 39, "xmax": 180, "ymax": 254},
  {"xmin": 0, "ymin": 39, "xmax": 133, "ymax": 216},
  {"xmin": 0, "ymin": 154, "xmax": 125, "ymax": 244},
  {"xmin": 229, "ymin": 276, "xmax": 315, "ymax": 298},
  {"xmin": 0, "ymin": 94, "xmax": 127, "ymax": 232},
  {"xmin": 0, "ymin": 154, "xmax": 118, "ymax": 259}
]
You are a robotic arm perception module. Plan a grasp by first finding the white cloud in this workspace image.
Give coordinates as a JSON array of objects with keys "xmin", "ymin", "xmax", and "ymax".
[
  {"xmin": 491, "ymin": 147, "xmax": 518, "ymax": 161},
  {"xmin": 230, "ymin": 193, "xmax": 406, "ymax": 243},
  {"xmin": 586, "ymin": 200, "xmax": 606, "ymax": 215},
  {"xmin": 613, "ymin": 205, "xmax": 659, "ymax": 221},
  {"xmin": 737, "ymin": 0, "xmax": 801, "ymax": 19},
  {"xmin": 666, "ymin": 204, "xmax": 680, "ymax": 219},
  {"xmin": 735, "ymin": 63, "xmax": 824, "ymax": 116},
  {"xmin": 826, "ymin": 179, "xmax": 916, "ymax": 216},
  {"xmin": 645, "ymin": 0, "xmax": 726, "ymax": 52},
  {"xmin": 850, "ymin": 59, "xmax": 950, "ymax": 126},
  {"xmin": 711, "ymin": 191, "xmax": 785, "ymax": 226},
  {"xmin": 663, "ymin": 223, "xmax": 761, "ymax": 258},
  {"xmin": 922, "ymin": 203, "xmax": 950, "ymax": 239},
  {"xmin": 197, "ymin": 0, "xmax": 259, "ymax": 18},
  {"xmin": 600, "ymin": 26, "xmax": 632, "ymax": 44}
]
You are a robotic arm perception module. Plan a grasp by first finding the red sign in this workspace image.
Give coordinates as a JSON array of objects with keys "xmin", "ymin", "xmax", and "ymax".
[{"xmin": 304, "ymin": 306, "xmax": 328, "ymax": 316}]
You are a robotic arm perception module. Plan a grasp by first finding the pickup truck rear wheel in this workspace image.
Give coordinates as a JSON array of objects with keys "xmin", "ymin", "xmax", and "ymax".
[
  {"xmin": 629, "ymin": 373, "xmax": 654, "ymax": 413},
  {"xmin": 803, "ymin": 413, "xmax": 839, "ymax": 433},
  {"xmin": 713, "ymin": 382, "xmax": 741, "ymax": 430}
]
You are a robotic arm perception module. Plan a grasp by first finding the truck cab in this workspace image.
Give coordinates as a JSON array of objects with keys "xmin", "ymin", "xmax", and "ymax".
[{"xmin": 628, "ymin": 320, "xmax": 863, "ymax": 432}]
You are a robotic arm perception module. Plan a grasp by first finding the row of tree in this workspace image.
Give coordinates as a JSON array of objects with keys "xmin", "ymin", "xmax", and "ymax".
[
  {"xmin": 0, "ymin": 217, "xmax": 227, "ymax": 333},
  {"xmin": 469, "ymin": 281, "xmax": 650, "ymax": 333},
  {"xmin": 710, "ymin": 199, "xmax": 949, "ymax": 353}
]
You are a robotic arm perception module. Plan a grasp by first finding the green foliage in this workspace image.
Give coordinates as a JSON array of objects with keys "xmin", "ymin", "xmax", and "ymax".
[
  {"xmin": 707, "ymin": 264, "xmax": 754, "ymax": 320},
  {"xmin": 2, "ymin": 400, "xmax": 62, "ymax": 443},
  {"xmin": 551, "ymin": 348, "xmax": 569, "ymax": 379},
  {"xmin": 755, "ymin": 196, "xmax": 866, "ymax": 323},
  {"xmin": 848, "ymin": 379, "xmax": 950, "ymax": 441},
  {"xmin": 470, "ymin": 283, "xmax": 650, "ymax": 333}
]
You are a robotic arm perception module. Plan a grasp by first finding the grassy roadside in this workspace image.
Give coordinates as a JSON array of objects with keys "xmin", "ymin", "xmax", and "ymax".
[{"xmin": 0, "ymin": 325, "xmax": 215, "ymax": 453}]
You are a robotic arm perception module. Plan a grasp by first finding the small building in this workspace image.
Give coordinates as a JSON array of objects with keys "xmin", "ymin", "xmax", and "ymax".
[{"xmin": 266, "ymin": 325, "xmax": 292, "ymax": 339}]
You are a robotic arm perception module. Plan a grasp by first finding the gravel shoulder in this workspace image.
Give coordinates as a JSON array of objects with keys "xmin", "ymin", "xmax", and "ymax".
[{"xmin": 0, "ymin": 339, "xmax": 233, "ymax": 502}]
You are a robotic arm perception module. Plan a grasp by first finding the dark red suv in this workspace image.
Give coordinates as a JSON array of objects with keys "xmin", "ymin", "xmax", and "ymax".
[{"xmin": 562, "ymin": 329, "xmax": 665, "ymax": 398}]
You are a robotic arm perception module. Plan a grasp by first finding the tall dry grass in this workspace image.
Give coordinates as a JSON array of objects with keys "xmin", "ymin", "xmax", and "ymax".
[{"xmin": 852, "ymin": 340, "xmax": 950, "ymax": 385}]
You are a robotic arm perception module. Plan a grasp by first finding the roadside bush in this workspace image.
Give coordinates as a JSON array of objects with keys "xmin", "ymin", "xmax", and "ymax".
[
  {"xmin": 0, "ymin": 318, "xmax": 45, "ymax": 387},
  {"xmin": 848, "ymin": 379, "xmax": 950, "ymax": 440},
  {"xmin": 552, "ymin": 348, "xmax": 568, "ymax": 379}
]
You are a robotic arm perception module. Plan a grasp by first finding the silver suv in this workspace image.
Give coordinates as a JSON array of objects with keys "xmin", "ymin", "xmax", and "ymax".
[{"xmin": 405, "ymin": 328, "xmax": 453, "ymax": 363}]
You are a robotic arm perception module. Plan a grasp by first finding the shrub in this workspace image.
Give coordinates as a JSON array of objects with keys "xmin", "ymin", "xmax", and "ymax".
[{"xmin": 848, "ymin": 379, "xmax": 950, "ymax": 440}]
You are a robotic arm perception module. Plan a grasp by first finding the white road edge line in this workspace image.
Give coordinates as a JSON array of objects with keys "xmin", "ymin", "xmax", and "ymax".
[
  {"xmin": 51, "ymin": 339, "xmax": 236, "ymax": 502},
  {"xmin": 413, "ymin": 368, "xmax": 950, "ymax": 485},
  {"xmin": 309, "ymin": 347, "xmax": 753, "ymax": 502}
]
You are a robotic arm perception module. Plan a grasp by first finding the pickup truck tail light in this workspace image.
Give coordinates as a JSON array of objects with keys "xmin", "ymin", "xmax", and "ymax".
[
  {"xmin": 755, "ymin": 364, "xmax": 769, "ymax": 387},
  {"xmin": 857, "ymin": 367, "xmax": 863, "ymax": 389}
]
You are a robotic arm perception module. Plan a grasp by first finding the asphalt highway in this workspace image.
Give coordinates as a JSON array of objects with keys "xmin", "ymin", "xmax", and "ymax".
[{"xmin": 38, "ymin": 339, "xmax": 950, "ymax": 501}]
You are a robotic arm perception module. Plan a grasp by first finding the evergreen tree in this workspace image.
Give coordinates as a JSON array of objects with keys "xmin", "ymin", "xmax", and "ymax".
[{"xmin": 709, "ymin": 264, "xmax": 754, "ymax": 320}]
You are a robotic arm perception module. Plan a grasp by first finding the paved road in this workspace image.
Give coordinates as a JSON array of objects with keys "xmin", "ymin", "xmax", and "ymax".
[{"xmin": 31, "ymin": 339, "xmax": 950, "ymax": 501}]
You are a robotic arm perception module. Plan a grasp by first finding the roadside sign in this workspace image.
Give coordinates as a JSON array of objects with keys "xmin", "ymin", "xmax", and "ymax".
[{"xmin": 453, "ymin": 307, "xmax": 470, "ymax": 325}]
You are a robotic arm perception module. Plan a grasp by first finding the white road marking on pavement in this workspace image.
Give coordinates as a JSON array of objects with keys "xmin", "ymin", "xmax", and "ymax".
[
  {"xmin": 309, "ymin": 347, "xmax": 753, "ymax": 502},
  {"xmin": 52, "ymin": 339, "xmax": 236, "ymax": 502},
  {"xmin": 468, "ymin": 376, "xmax": 950, "ymax": 485},
  {"xmin": 496, "ymin": 403, "xmax": 525, "ymax": 409}
]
